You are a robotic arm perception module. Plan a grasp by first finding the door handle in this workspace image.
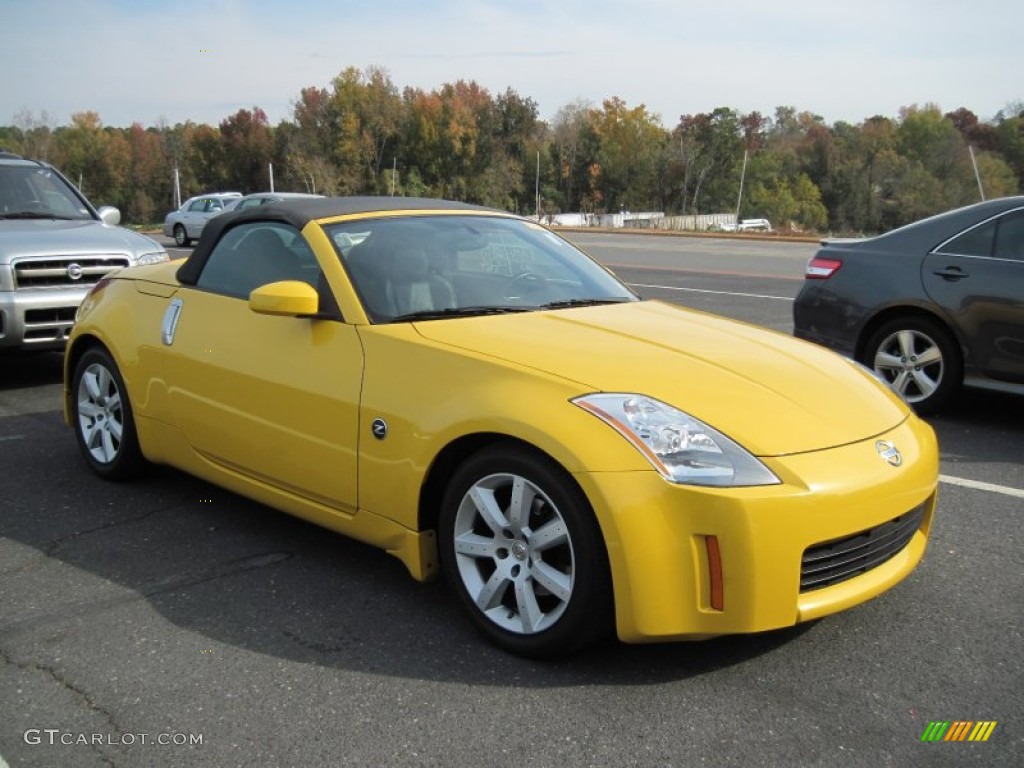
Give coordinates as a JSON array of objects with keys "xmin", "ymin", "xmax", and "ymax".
[
  {"xmin": 932, "ymin": 267, "xmax": 968, "ymax": 281},
  {"xmin": 162, "ymin": 298, "xmax": 183, "ymax": 345}
]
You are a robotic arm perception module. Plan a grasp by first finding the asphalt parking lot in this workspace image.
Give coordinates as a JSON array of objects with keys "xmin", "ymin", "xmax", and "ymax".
[{"xmin": 1, "ymin": 233, "xmax": 1020, "ymax": 767}]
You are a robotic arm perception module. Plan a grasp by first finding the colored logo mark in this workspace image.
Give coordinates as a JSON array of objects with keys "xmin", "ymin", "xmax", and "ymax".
[{"xmin": 920, "ymin": 721, "xmax": 997, "ymax": 742}]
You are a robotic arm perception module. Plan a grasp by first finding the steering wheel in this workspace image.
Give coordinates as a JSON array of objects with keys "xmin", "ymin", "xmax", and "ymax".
[{"xmin": 501, "ymin": 271, "xmax": 546, "ymax": 301}]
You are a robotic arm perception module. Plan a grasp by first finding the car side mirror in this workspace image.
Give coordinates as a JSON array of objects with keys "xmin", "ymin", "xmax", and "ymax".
[
  {"xmin": 98, "ymin": 205, "xmax": 121, "ymax": 225},
  {"xmin": 248, "ymin": 280, "xmax": 320, "ymax": 317}
]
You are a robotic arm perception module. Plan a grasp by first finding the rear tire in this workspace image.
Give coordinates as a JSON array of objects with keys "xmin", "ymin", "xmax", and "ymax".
[
  {"xmin": 439, "ymin": 443, "xmax": 613, "ymax": 658},
  {"xmin": 71, "ymin": 347, "xmax": 146, "ymax": 480},
  {"xmin": 861, "ymin": 316, "xmax": 962, "ymax": 415},
  {"xmin": 173, "ymin": 223, "xmax": 190, "ymax": 247}
]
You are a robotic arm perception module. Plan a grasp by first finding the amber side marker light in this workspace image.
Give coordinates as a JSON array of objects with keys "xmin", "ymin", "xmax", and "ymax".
[
  {"xmin": 84, "ymin": 275, "xmax": 113, "ymax": 299},
  {"xmin": 706, "ymin": 535, "xmax": 724, "ymax": 611}
]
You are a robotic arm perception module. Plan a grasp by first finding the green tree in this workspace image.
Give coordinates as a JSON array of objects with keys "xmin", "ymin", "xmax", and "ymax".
[
  {"xmin": 490, "ymin": 87, "xmax": 540, "ymax": 212},
  {"xmin": 972, "ymin": 150, "xmax": 1019, "ymax": 198},
  {"xmin": 897, "ymin": 104, "xmax": 974, "ymax": 206},
  {"xmin": 184, "ymin": 123, "xmax": 228, "ymax": 193},
  {"xmin": 994, "ymin": 113, "xmax": 1024, "ymax": 189},
  {"xmin": 829, "ymin": 116, "xmax": 900, "ymax": 232},
  {"xmin": 53, "ymin": 112, "xmax": 128, "ymax": 207},
  {"xmin": 673, "ymin": 108, "xmax": 744, "ymax": 214},
  {"xmin": 549, "ymin": 99, "xmax": 597, "ymax": 212},
  {"xmin": 745, "ymin": 153, "xmax": 827, "ymax": 230},
  {"xmin": 591, "ymin": 97, "xmax": 667, "ymax": 212},
  {"xmin": 325, "ymin": 66, "xmax": 403, "ymax": 193},
  {"xmin": 289, "ymin": 86, "xmax": 345, "ymax": 194}
]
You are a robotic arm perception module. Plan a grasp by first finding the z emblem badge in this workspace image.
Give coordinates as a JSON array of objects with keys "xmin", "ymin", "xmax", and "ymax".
[{"xmin": 875, "ymin": 440, "xmax": 902, "ymax": 467}]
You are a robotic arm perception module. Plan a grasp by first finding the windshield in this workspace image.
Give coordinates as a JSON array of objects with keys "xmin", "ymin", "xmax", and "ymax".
[
  {"xmin": 325, "ymin": 214, "xmax": 637, "ymax": 322},
  {"xmin": 0, "ymin": 165, "xmax": 94, "ymax": 220}
]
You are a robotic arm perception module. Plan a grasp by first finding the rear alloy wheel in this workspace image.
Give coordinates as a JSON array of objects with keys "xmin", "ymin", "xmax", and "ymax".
[
  {"xmin": 72, "ymin": 347, "xmax": 145, "ymax": 480},
  {"xmin": 173, "ymin": 223, "xmax": 190, "ymax": 247},
  {"xmin": 439, "ymin": 444, "xmax": 612, "ymax": 658},
  {"xmin": 862, "ymin": 316, "xmax": 962, "ymax": 415}
]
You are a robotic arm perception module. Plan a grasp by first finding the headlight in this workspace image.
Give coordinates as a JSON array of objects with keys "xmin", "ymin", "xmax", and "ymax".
[
  {"xmin": 573, "ymin": 393, "xmax": 780, "ymax": 487},
  {"xmin": 136, "ymin": 251, "xmax": 169, "ymax": 265}
]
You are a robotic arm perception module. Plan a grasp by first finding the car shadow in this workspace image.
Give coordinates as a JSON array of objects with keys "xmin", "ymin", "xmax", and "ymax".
[
  {"xmin": 2, "ymin": 410, "xmax": 816, "ymax": 688},
  {"xmin": 0, "ymin": 350, "xmax": 64, "ymax": 390},
  {"xmin": 927, "ymin": 387, "xmax": 1024, "ymax": 468}
]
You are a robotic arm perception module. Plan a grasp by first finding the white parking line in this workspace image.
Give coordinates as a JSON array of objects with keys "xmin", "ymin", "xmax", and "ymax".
[
  {"xmin": 0, "ymin": 435, "xmax": 26, "ymax": 442},
  {"xmin": 940, "ymin": 474, "xmax": 1024, "ymax": 499},
  {"xmin": 628, "ymin": 282, "xmax": 795, "ymax": 302}
]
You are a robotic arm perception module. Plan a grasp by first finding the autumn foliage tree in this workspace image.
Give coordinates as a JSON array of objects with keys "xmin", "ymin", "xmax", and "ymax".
[{"xmin": 2, "ymin": 67, "xmax": 1019, "ymax": 234}]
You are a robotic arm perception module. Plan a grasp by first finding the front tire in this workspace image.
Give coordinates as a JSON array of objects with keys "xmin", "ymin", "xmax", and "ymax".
[
  {"xmin": 862, "ymin": 316, "xmax": 962, "ymax": 415},
  {"xmin": 71, "ymin": 347, "xmax": 145, "ymax": 480},
  {"xmin": 439, "ymin": 443, "xmax": 613, "ymax": 658},
  {"xmin": 173, "ymin": 223, "xmax": 190, "ymax": 247}
]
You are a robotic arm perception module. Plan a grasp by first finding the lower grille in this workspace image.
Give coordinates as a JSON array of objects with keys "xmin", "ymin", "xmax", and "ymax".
[
  {"xmin": 800, "ymin": 504, "xmax": 925, "ymax": 592},
  {"xmin": 24, "ymin": 307, "xmax": 78, "ymax": 342},
  {"xmin": 13, "ymin": 256, "xmax": 129, "ymax": 288}
]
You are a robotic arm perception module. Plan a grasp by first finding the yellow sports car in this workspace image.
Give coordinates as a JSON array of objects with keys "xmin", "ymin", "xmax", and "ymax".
[{"xmin": 64, "ymin": 198, "xmax": 938, "ymax": 657}]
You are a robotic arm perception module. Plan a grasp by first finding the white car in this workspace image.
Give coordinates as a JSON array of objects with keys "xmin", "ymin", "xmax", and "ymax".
[
  {"xmin": 712, "ymin": 218, "xmax": 772, "ymax": 233},
  {"xmin": 162, "ymin": 192, "xmax": 242, "ymax": 246}
]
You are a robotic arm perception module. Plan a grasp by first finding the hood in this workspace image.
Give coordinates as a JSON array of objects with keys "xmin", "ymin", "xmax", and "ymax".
[
  {"xmin": 0, "ymin": 219, "xmax": 164, "ymax": 261},
  {"xmin": 414, "ymin": 301, "xmax": 908, "ymax": 457}
]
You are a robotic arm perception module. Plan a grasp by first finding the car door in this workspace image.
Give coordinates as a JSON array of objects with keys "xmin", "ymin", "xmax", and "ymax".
[
  {"xmin": 177, "ymin": 198, "xmax": 209, "ymax": 239},
  {"xmin": 924, "ymin": 207, "xmax": 1024, "ymax": 384},
  {"xmin": 160, "ymin": 220, "xmax": 362, "ymax": 512}
]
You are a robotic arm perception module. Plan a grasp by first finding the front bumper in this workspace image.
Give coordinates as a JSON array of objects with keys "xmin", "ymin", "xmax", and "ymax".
[{"xmin": 577, "ymin": 416, "xmax": 938, "ymax": 643}]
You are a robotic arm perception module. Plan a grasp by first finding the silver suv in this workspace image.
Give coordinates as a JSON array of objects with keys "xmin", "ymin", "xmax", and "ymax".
[
  {"xmin": 163, "ymin": 192, "xmax": 242, "ymax": 246},
  {"xmin": 0, "ymin": 152, "xmax": 168, "ymax": 351}
]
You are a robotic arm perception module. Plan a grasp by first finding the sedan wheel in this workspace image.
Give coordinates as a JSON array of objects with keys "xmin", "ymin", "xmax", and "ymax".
[
  {"xmin": 173, "ymin": 223, "xmax": 190, "ymax": 247},
  {"xmin": 863, "ymin": 316, "xmax": 962, "ymax": 415},
  {"xmin": 440, "ymin": 444, "xmax": 612, "ymax": 658},
  {"xmin": 72, "ymin": 347, "xmax": 145, "ymax": 480}
]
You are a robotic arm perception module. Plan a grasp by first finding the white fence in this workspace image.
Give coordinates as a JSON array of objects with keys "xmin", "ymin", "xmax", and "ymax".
[{"xmin": 539, "ymin": 211, "xmax": 739, "ymax": 232}]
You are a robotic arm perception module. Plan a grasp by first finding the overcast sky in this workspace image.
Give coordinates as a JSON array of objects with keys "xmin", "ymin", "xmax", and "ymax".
[{"xmin": 4, "ymin": 0, "xmax": 1021, "ymax": 130}]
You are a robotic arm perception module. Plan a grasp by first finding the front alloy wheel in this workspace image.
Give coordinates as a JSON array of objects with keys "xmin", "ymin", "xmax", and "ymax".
[
  {"xmin": 72, "ymin": 348, "xmax": 145, "ymax": 479},
  {"xmin": 440, "ymin": 444, "xmax": 612, "ymax": 658},
  {"xmin": 863, "ymin": 316, "xmax": 961, "ymax": 415}
]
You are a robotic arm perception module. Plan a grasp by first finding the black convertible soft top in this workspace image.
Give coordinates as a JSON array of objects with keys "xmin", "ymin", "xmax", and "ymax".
[{"xmin": 176, "ymin": 196, "xmax": 497, "ymax": 285}]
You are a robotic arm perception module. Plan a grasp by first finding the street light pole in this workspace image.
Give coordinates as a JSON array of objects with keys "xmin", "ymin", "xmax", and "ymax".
[
  {"xmin": 535, "ymin": 150, "xmax": 540, "ymax": 220},
  {"xmin": 735, "ymin": 149, "xmax": 748, "ymax": 225},
  {"xmin": 969, "ymin": 145, "xmax": 985, "ymax": 201}
]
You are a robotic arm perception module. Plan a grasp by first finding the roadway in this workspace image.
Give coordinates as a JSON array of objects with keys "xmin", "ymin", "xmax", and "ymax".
[{"xmin": 0, "ymin": 232, "xmax": 1020, "ymax": 767}]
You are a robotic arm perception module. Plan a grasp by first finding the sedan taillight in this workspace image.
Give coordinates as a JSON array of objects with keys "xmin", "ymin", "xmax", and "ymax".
[{"xmin": 805, "ymin": 257, "xmax": 843, "ymax": 279}]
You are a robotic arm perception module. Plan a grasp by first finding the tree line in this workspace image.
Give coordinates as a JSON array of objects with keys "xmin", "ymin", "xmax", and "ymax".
[{"xmin": 3, "ymin": 66, "xmax": 1022, "ymax": 234}]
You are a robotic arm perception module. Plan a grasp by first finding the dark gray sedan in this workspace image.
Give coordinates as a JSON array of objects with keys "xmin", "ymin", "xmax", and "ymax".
[{"xmin": 793, "ymin": 197, "xmax": 1024, "ymax": 414}]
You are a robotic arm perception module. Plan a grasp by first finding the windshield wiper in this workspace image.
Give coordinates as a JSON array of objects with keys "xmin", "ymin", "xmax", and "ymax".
[
  {"xmin": 390, "ymin": 305, "xmax": 532, "ymax": 322},
  {"xmin": 0, "ymin": 211, "xmax": 76, "ymax": 220},
  {"xmin": 540, "ymin": 298, "xmax": 632, "ymax": 310}
]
